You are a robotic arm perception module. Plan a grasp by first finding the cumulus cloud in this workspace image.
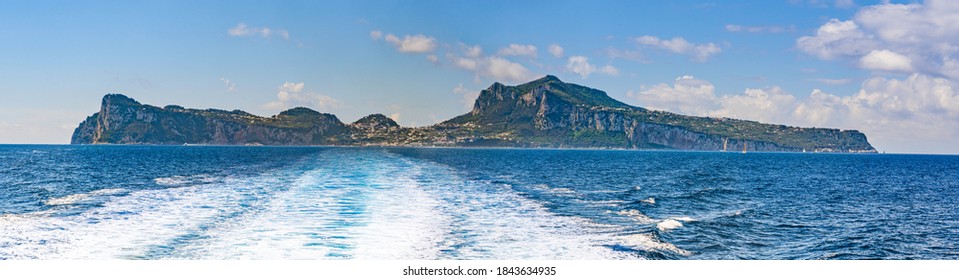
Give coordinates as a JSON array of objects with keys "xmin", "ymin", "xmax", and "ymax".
[
  {"xmin": 601, "ymin": 65, "xmax": 620, "ymax": 76},
  {"xmin": 462, "ymin": 44, "xmax": 483, "ymax": 58},
  {"xmin": 548, "ymin": 44, "xmax": 565, "ymax": 58},
  {"xmin": 383, "ymin": 33, "xmax": 437, "ymax": 53},
  {"xmin": 498, "ymin": 44, "xmax": 537, "ymax": 58},
  {"xmin": 796, "ymin": 19, "xmax": 876, "ymax": 59},
  {"xmin": 565, "ymin": 56, "xmax": 618, "ymax": 78},
  {"xmin": 794, "ymin": 74, "xmax": 959, "ymax": 152},
  {"xmin": 797, "ymin": 1, "xmax": 959, "ymax": 77},
  {"xmin": 220, "ymin": 77, "xmax": 236, "ymax": 92},
  {"xmin": 627, "ymin": 75, "xmax": 718, "ymax": 115},
  {"xmin": 859, "ymin": 49, "xmax": 913, "ymax": 72},
  {"xmin": 629, "ymin": 76, "xmax": 797, "ymax": 124},
  {"xmin": 228, "ymin": 23, "xmax": 290, "ymax": 40},
  {"xmin": 446, "ymin": 53, "xmax": 534, "ymax": 83},
  {"xmin": 264, "ymin": 82, "xmax": 341, "ymax": 111},
  {"xmin": 725, "ymin": 24, "xmax": 795, "ymax": 33},
  {"xmin": 485, "ymin": 56, "xmax": 534, "ymax": 82},
  {"xmin": 634, "ymin": 35, "xmax": 722, "ymax": 62},
  {"xmin": 712, "ymin": 87, "xmax": 799, "ymax": 124}
]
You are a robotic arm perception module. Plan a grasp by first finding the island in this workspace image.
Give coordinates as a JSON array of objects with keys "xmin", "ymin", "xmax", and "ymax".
[{"xmin": 71, "ymin": 75, "xmax": 876, "ymax": 153}]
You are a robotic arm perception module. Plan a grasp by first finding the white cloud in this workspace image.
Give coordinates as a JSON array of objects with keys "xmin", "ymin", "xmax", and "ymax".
[
  {"xmin": 796, "ymin": 19, "xmax": 876, "ymax": 59},
  {"xmin": 629, "ymin": 76, "xmax": 798, "ymax": 124},
  {"xmin": 485, "ymin": 56, "xmax": 533, "ymax": 82},
  {"xmin": 712, "ymin": 87, "xmax": 799, "ymax": 124},
  {"xmin": 370, "ymin": 30, "xmax": 383, "ymax": 40},
  {"xmin": 426, "ymin": 54, "xmax": 438, "ymax": 63},
  {"xmin": 793, "ymin": 89, "xmax": 845, "ymax": 126},
  {"xmin": 725, "ymin": 24, "xmax": 795, "ymax": 33},
  {"xmin": 859, "ymin": 49, "xmax": 913, "ymax": 72},
  {"xmin": 280, "ymin": 82, "xmax": 304, "ymax": 93},
  {"xmin": 219, "ymin": 77, "xmax": 236, "ymax": 92},
  {"xmin": 447, "ymin": 53, "xmax": 534, "ymax": 83},
  {"xmin": 462, "ymin": 44, "xmax": 483, "ymax": 58},
  {"xmin": 566, "ymin": 56, "xmax": 595, "ymax": 78},
  {"xmin": 601, "ymin": 65, "xmax": 620, "ymax": 76},
  {"xmin": 264, "ymin": 82, "xmax": 341, "ymax": 111},
  {"xmin": 498, "ymin": 44, "xmax": 537, "ymax": 58},
  {"xmin": 797, "ymin": 1, "xmax": 959, "ymax": 77},
  {"xmin": 548, "ymin": 44, "xmax": 564, "ymax": 58},
  {"xmin": 228, "ymin": 23, "xmax": 290, "ymax": 40},
  {"xmin": 565, "ymin": 56, "xmax": 618, "ymax": 78},
  {"xmin": 794, "ymin": 74, "xmax": 959, "ymax": 153},
  {"xmin": 634, "ymin": 35, "xmax": 721, "ymax": 62},
  {"xmin": 627, "ymin": 75, "xmax": 718, "ymax": 115},
  {"xmin": 453, "ymin": 84, "xmax": 481, "ymax": 109},
  {"xmin": 384, "ymin": 33, "xmax": 437, "ymax": 53},
  {"xmin": 447, "ymin": 53, "xmax": 478, "ymax": 71}
]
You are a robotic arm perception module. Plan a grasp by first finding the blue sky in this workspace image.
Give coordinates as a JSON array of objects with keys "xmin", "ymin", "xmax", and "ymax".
[{"xmin": 2, "ymin": 0, "xmax": 957, "ymax": 154}]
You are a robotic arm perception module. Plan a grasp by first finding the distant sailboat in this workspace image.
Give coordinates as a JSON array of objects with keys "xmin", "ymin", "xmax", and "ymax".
[
  {"xmin": 742, "ymin": 142, "xmax": 747, "ymax": 154},
  {"xmin": 723, "ymin": 138, "xmax": 728, "ymax": 152}
]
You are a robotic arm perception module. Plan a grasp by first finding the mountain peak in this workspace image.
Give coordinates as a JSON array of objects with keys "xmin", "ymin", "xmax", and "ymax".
[
  {"xmin": 277, "ymin": 107, "xmax": 322, "ymax": 117},
  {"xmin": 517, "ymin": 75, "xmax": 564, "ymax": 90},
  {"xmin": 351, "ymin": 114, "xmax": 399, "ymax": 132},
  {"xmin": 353, "ymin": 114, "xmax": 398, "ymax": 126},
  {"xmin": 540, "ymin": 74, "xmax": 562, "ymax": 83},
  {"xmin": 102, "ymin": 93, "xmax": 141, "ymax": 107}
]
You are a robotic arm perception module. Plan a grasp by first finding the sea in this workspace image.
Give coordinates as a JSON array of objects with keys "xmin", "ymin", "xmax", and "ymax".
[{"xmin": 0, "ymin": 145, "xmax": 956, "ymax": 260}]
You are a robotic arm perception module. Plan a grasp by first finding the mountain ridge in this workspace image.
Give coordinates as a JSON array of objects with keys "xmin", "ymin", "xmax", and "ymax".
[{"xmin": 71, "ymin": 76, "xmax": 876, "ymax": 153}]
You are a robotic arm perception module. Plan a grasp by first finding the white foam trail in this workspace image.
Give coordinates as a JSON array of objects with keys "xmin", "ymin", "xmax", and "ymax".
[
  {"xmin": 640, "ymin": 197, "xmax": 655, "ymax": 204},
  {"xmin": 416, "ymin": 165, "xmax": 634, "ymax": 260},
  {"xmin": 44, "ymin": 188, "xmax": 128, "ymax": 206},
  {"xmin": 1, "ymin": 149, "xmax": 653, "ymax": 260},
  {"xmin": 619, "ymin": 233, "xmax": 691, "ymax": 256},
  {"xmin": 0, "ymin": 178, "xmax": 247, "ymax": 259},
  {"xmin": 617, "ymin": 209, "xmax": 657, "ymax": 224},
  {"xmin": 168, "ymin": 151, "xmax": 453, "ymax": 260},
  {"xmin": 674, "ymin": 216, "xmax": 696, "ymax": 222},
  {"xmin": 531, "ymin": 184, "xmax": 577, "ymax": 195},
  {"xmin": 153, "ymin": 174, "xmax": 217, "ymax": 186},
  {"xmin": 656, "ymin": 219, "xmax": 683, "ymax": 231}
]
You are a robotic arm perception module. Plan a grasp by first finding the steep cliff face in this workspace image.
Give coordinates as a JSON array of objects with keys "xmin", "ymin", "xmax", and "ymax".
[
  {"xmin": 71, "ymin": 94, "xmax": 350, "ymax": 145},
  {"xmin": 72, "ymin": 76, "xmax": 877, "ymax": 152},
  {"xmin": 441, "ymin": 75, "xmax": 876, "ymax": 152}
]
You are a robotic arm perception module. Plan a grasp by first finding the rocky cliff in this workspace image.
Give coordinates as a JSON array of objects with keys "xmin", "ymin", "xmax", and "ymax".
[
  {"xmin": 72, "ymin": 76, "xmax": 877, "ymax": 152},
  {"xmin": 72, "ymin": 94, "xmax": 350, "ymax": 145}
]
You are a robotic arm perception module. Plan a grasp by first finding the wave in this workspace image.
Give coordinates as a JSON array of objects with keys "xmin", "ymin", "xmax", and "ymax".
[
  {"xmin": 619, "ymin": 233, "xmax": 691, "ymax": 256},
  {"xmin": 617, "ymin": 209, "xmax": 657, "ymax": 224},
  {"xmin": 153, "ymin": 174, "xmax": 218, "ymax": 187},
  {"xmin": 44, "ymin": 188, "xmax": 128, "ymax": 206}
]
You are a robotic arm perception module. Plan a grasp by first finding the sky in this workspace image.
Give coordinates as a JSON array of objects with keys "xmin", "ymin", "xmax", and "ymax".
[{"xmin": 1, "ymin": 0, "xmax": 957, "ymax": 154}]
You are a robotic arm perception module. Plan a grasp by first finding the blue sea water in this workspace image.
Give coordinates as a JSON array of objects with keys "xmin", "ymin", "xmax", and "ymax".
[{"xmin": 1, "ymin": 145, "xmax": 957, "ymax": 259}]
